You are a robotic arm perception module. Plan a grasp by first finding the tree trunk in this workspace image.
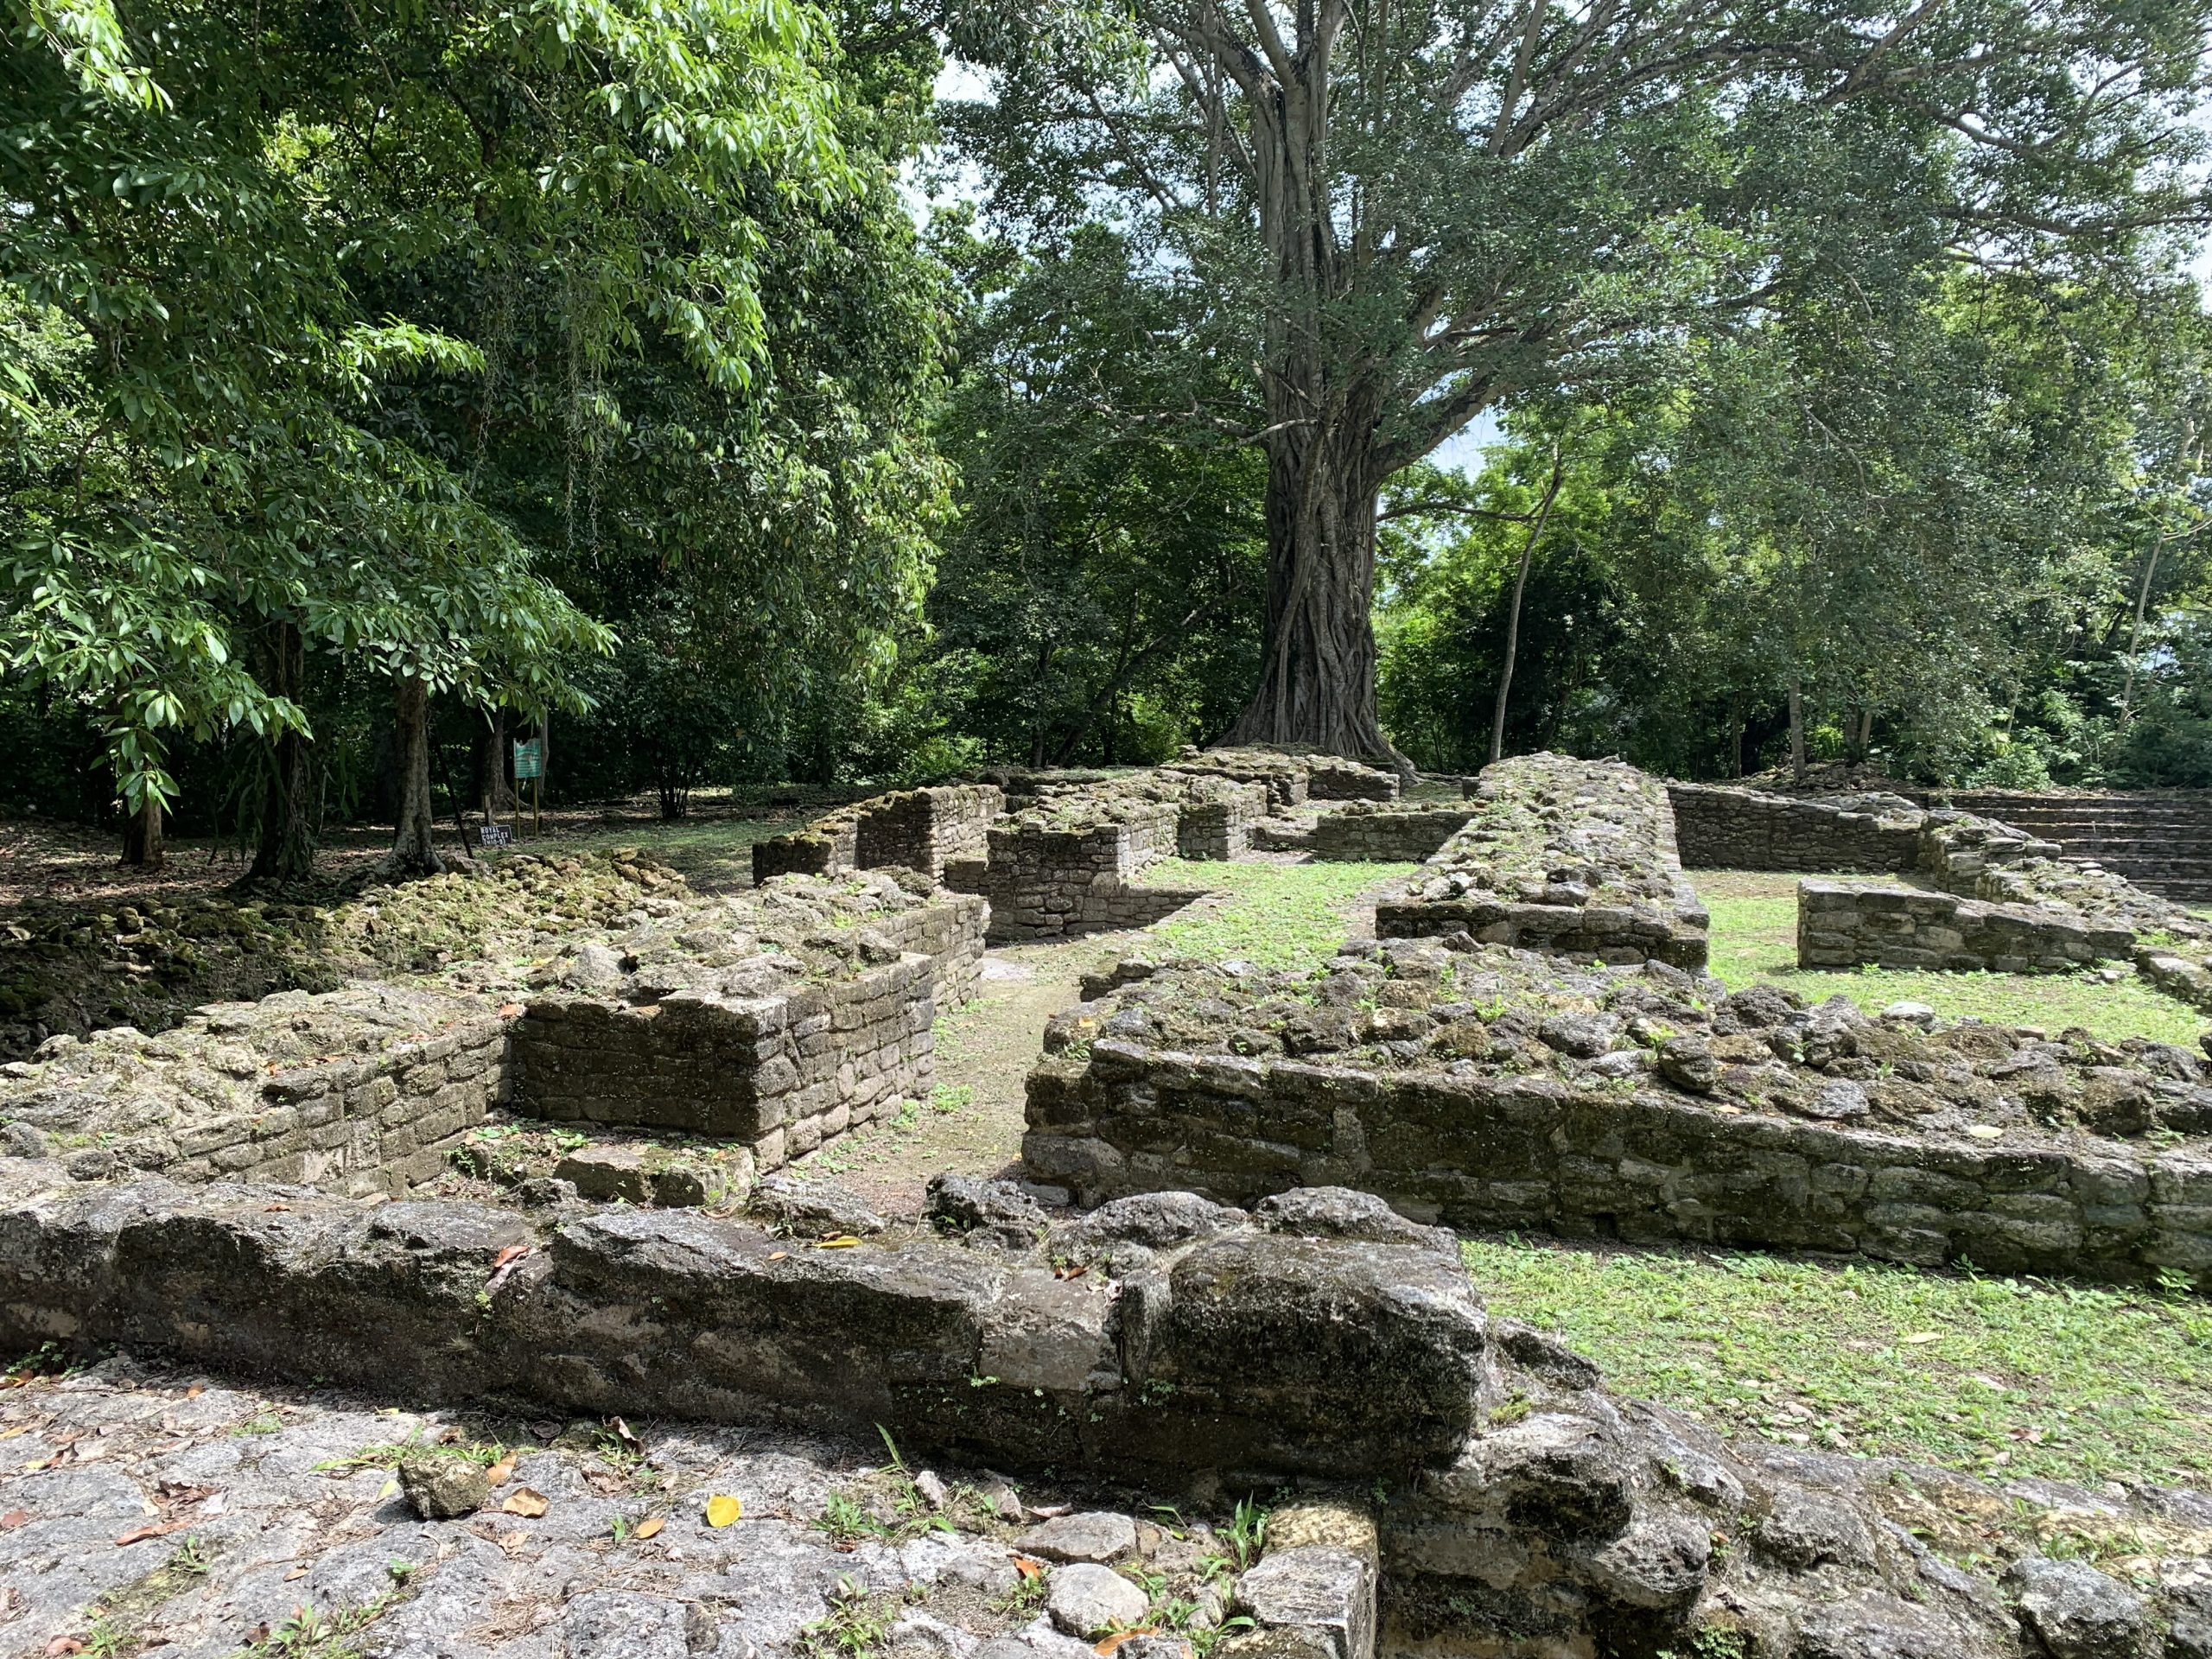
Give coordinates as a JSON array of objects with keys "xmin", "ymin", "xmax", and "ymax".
[
  {"xmin": 384, "ymin": 675, "xmax": 447, "ymax": 877},
  {"xmin": 120, "ymin": 791, "xmax": 163, "ymax": 869},
  {"xmin": 1225, "ymin": 431, "xmax": 1406, "ymax": 772},
  {"xmin": 1787, "ymin": 681, "xmax": 1808, "ymax": 785},
  {"xmin": 1488, "ymin": 446, "xmax": 1564, "ymax": 766},
  {"xmin": 480, "ymin": 708, "xmax": 516, "ymax": 817},
  {"xmin": 248, "ymin": 622, "xmax": 315, "ymax": 884}
]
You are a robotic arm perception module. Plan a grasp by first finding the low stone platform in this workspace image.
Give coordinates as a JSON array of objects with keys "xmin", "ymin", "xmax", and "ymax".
[
  {"xmin": 0, "ymin": 982, "xmax": 505, "ymax": 1196},
  {"xmin": 1026, "ymin": 939, "xmax": 2212, "ymax": 1289},
  {"xmin": 511, "ymin": 875, "xmax": 987, "ymax": 1169},
  {"xmin": 1798, "ymin": 880, "xmax": 2137, "ymax": 973},
  {"xmin": 1310, "ymin": 804, "xmax": 1478, "ymax": 861},
  {"xmin": 1669, "ymin": 783, "xmax": 1923, "ymax": 872},
  {"xmin": 1376, "ymin": 755, "xmax": 1708, "ymax": 970}
]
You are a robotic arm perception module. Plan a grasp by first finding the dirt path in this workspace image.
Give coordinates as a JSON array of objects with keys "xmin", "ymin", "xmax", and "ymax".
[
  {"xmin": 785, "ymin": 931, "xmax": 1128, "ymax": 1216},
  {"xmin": 787, "ymin": 862, "xmax": 1411, "ymax": 1217}
]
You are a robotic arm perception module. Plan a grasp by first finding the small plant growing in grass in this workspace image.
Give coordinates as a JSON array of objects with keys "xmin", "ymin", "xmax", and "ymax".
[
  {"xmin": 801, "ymin": 1574, "xmax": 893, "ymax": 1659},
  {"xmin": 929, "ymin": 1084, "xmax": 973, "ymax": 1116}
]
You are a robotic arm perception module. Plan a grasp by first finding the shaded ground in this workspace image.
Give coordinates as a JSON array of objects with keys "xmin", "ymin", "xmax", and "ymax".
[{"xmin": 0, "ymin": 1352, "xmax": 1230, "ymax": 1659}]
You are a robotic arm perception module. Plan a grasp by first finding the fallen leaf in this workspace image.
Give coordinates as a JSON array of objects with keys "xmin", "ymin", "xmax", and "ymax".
[
  {"xmin": 486, "ymin": 1245, "xmax": 536, "ymax": 1295},
  {"xmin": 634, "ymin": 1515, "xmax": 665, "ymax": 1541},
  {"xmin": 767, "ymin": 1251, "xmax": 790, "ymax": 1262},
  {"xmin": 0, "ymin": 1509, "xmax": 28, "ymax": 1529},
  {"xmin": 814, "ymin": 1236, "xmax": 861, "ymax": 1249},
  {"xmin": 607, "ymin": 1416, "xmax": 642, "ymax": 1452},
  {"xmin": 1900, "ymin": 1332, "xmax": 1943, "ymax": 1345},
  {"xmin": 0, "ymin": 1426, "xmax": 26, "ymax": 1441},
  {"xmin": 1013, "ymin": 1556, "xmax": 1044, "ymax": 1581},
  {"xmin": 114, "ymin": 1519, "xmax": 189, "ymax": 1546},
  {"xmin": 185, "ymin": 1385, "xmax": 204, "ymax": 1399},
  {"xmin": 45, "ymin": 1639, "xmax": 84, "ymax": 1656},
  {"xmin": 1966, "ymin": 1124, "xmax": 2005, "ymax": 1140},
  {"xmin": 486, "ymin": 1456, "xmax": 518, "ymax": 1487},
  {"xmin": 1093, "ymin": 1629, "xmax": 1158, "ymax": 1656},
  {"xmin": 704, "ymin": 1494, "xmax": 742, "ymax": 1528},
  {"xmin": 285, "ymin": 1566, "xmax": 310, "ymax": 1581},
  {"xmin": 502, "ymin": 1488, "xmax": 550, "ymax": 1518},
  {"xmin": 498, "ymin": 1002, "xmax": 524, "ymax": 1017}
]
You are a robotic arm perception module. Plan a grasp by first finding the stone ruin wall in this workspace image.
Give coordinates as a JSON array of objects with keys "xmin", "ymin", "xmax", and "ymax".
[
  {"xmin": 509, "ymin": 889, "xmax": 987, "ymax": 1170},
  {"xmin": 945, "ymin": 803, "xmax": 1210, "ymax": 944},
  {"xmin": 1376, "ymin": 756, "xmax": 1710, "ymax": 971},
  {"xmin": 512, "ymin": 951, "xmax": 937, "ymax": 1171},
  {"xmin": 0, "ymin": 984, "xmax": 507, "ymax": 1198},
  {"xmin": 1310, "ymin": 805, "xmax": 1479, "ymax": 862},
  {"xmin": 1798, "ymin": 880, "xmax": 2137, "ymax": 974},
  {"xmin": 1667, "ymin": 783, "xmax": 1922, "ymax": 873},
  {"xmin": 1027, "ymin": 1033, "xmax": 2212, "ymax": 1291},
  {"xmin": 853, "ymin": 783, "xmax": 1005, "ymax": 878},
  {"xmin": 1, "ymin": 1160, "xmax": 2206, "ymax": 1659},
  {"xmin": 752, "ymin": 784, "xmax": 1003, "ymax": 886}
]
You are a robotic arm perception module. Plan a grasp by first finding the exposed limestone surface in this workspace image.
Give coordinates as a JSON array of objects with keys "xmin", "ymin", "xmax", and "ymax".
[
  {"xmin": 0, "ymin": 1353, "xmax": 1266, "ymax": 1659},
  {"xmin": 1376, "ymin": 755, "xmax": 1707, "ymax": 969},
  {"xmin": 0, "ymin": 982, "xmax": 505, "ymax": 1193},
  {"xmin": 1026, "ymin": 939, "xmax": 2212, "ymax": 1283}
]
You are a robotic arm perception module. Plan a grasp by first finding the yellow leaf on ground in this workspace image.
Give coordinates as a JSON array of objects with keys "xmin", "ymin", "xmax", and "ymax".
[
  {"xmin": 1093, "ymin": 1629, "xmax": 1159, "ymax": 1656},
  {"xmin": 705, "ymin": 1495, "xmax": 742, "ymax": 1529},
  {"xmin": 502, "ymin": 1488, "xmax": 550, "ymax": 1518},
  {"xmin": 635, "ymin": 1516, "xmax": 665, "ymax": 1540},
  {"xmin": 1013, "ymin": 1556, "xmax": 1044, "ymax": 1580},
  {"xmin": 486, "ymin": 1456, "xmax": 517, "ymax": 1486},
  {"xmin": 1966, "ymin": 1125, "xmax": 2005, "ymax": 1140},
  {"xmin": 814, "ymin": 1236, "xmax": 861, "ymax": 1249}
]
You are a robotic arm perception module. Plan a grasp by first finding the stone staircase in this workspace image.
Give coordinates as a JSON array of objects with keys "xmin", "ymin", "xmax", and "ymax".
[{"xmin": 1936, "ymin": 791, "xmax": 2212, "ymax": 906}]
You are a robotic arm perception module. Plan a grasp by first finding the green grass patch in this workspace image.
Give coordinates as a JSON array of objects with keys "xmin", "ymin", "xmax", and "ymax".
[
  {"xmin": 1144, "ymin": 859, "xmax": 1421, "ymax": 972},
  {"xmin": 1699, "ymin": 871, "xmax": 2202, "ymax": 1045},
  {"xmin": 1465, "ymin": 1235, "xmax": 2212, "ymax": 1490}
]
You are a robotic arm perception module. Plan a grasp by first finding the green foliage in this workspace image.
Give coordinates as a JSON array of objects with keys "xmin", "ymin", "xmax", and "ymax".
[
  {"xmin": 1377, "ymin": 271, "xmax": 2212, "ymax": 783},
  {"xmin": 920, "ymin": 225, "xmax": 1266, "ymax": 766}
]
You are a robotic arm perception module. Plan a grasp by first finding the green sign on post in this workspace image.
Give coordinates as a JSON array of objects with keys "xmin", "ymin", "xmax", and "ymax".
[{"xmin": 513, "ymin": 739, "xmax": 544, "ymax": 781}]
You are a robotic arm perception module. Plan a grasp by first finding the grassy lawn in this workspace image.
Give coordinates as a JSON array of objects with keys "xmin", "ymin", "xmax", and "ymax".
[
  {"xmin": 1466, "ymin": 1235, "xmax": 2212, "ymax": 1491},
  {"xmin": 1699, "ymin": 869, "xmax": 2202, "ymax": 1045},
  {"xmin": 1143, "ymin": 858, "xmax": 1421, "ymax": 972}
]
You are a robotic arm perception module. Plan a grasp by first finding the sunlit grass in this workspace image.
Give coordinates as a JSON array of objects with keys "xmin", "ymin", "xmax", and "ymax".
[
  {"xmin": 1143, "ymin": 858, "xmax": 1421, "ymax": 972},
  {"xmin": 1698, "ymin": 870, "xmax": 2202, "ymax": 1044},
  {"xmin": 1465, "ymin": 1234, "xmax": 2212, "ymax": 1491}
]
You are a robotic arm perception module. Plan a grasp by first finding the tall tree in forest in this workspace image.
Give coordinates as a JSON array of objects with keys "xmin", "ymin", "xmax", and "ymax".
[
  {"xmin": 951, "ymin": 0, "xmax": 2212, "ymax": 766},
  {"xmin": 1, "ymin": 0, "xmax": 846, "ymax": 870}
]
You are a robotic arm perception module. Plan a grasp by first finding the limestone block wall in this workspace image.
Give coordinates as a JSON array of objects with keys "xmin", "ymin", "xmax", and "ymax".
[
  {"xmin": 1797, "ymin": 880, "xmax": 2135, "ymax": 973},
  {"xmin": 1377, "ymin": 756, "xmax": 1710, "ymax": 970},
  {"xmin": 1026, "ymin": 1044, "xmax": 2212, "ymax": 1290},
  {"xmin": 947, "ymin": 805, "xmax": 1206, "ymax": 944},
  {"xmin": 514, "ymin": 952, "xmax": 935, "ymax": 1169},
  {"xmin": 0, "ymin": 985, "xmax": 505, "ymax": 1197},
  {"xmin": 853, "ymin": 784, "xmax": 1006, "ymax": 879},
  {"xmin": 1304, "ymin": 756, "xmax": 1402, "ymax": 801},
  {"xmin": 752, "ymin": 815, "xmax": 859, "ymax": 884},
  {"xmin": 1311, "ymin": 806, "xmax": 1478, "ymax": 862},
  {"xmin": 1667, "ymin": 784, "xmax": 1921, "ymax": 872},
  {"xmin": 1174, "ymin": 779, "xmax": 1272, "ymax": 860}
]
